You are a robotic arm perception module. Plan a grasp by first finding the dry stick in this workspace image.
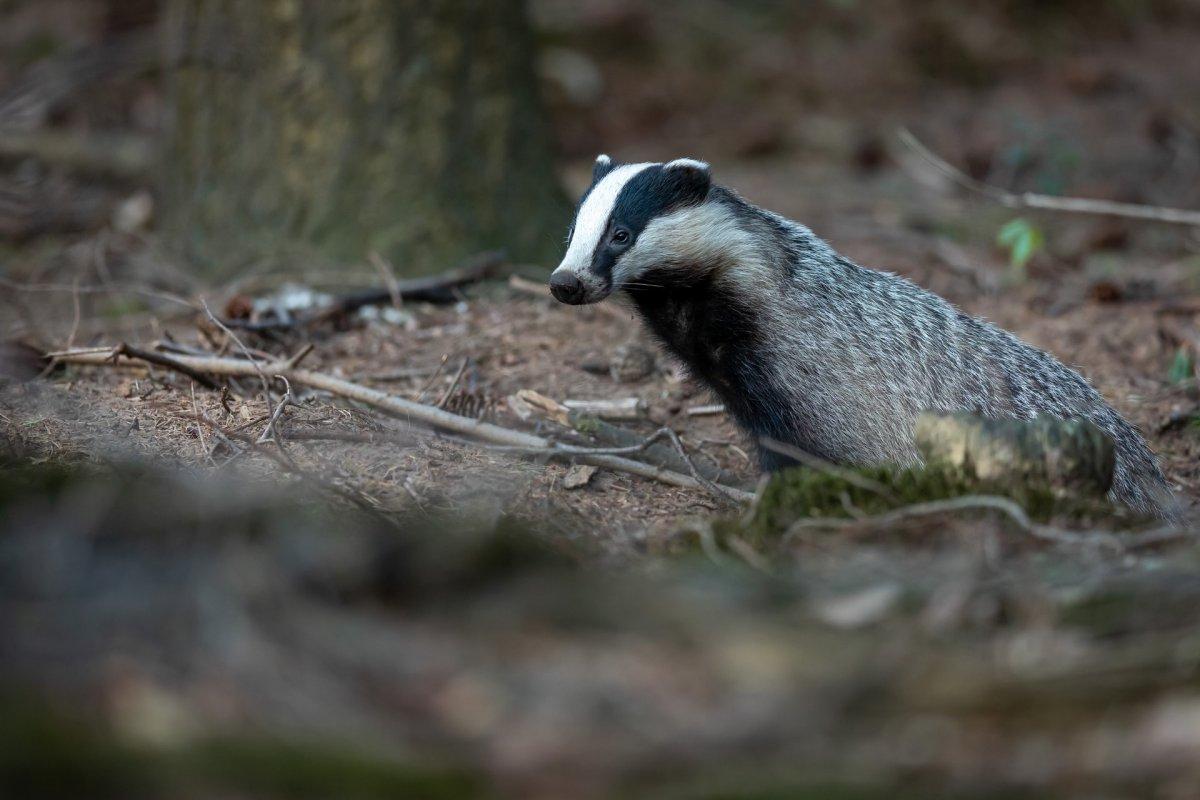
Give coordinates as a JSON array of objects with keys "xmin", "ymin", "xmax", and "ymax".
[
  {"xmin": 55, "ymin": 348, "xmax": 753, "ymax": 501},
  {"xmin": 783, "ymin": 494, "xmax": 1123, "ymax": 551},
  {"xmin": 201, "ymin": 299, "xmax": 272, "ymax": 415},
  {"xmin": 281, "ymin": 343, "xmax": 315, "ymax": 370},
  {"xmin": 897, "ymin": 127, "xmax": 1200, "ymax": 227},
  {"xmin": 687, "ymin": 404, "xmax": 726, "ymax": 417},
  {"xmin": 479, "ymin": 426, "xmax": 744, "ymax": 504},
  {"xmin": 56, "ymin": 343, "xmax": 222, "ymax": 390},
  {"xmin": 369, "ymin": 251, "xmax": 404, "ymax": 311},
  {"xmin": 65, "ymin": 277, "xmax": 82, "ymax": 351},
  {"xmin": 257, "ymin": 376, "xmax": 294, "ymax": 445},
  {"xmin": 436, "ymin": 358, "xmax": 469, "ymax": 409},
  {"xmin": 190, "ymin": 410, "xmax": 391, "ymax": 519},
  {"xmin": 190, "ymin": 381, "xmax": 210, "ymax": 464},
  {"xmin": 279, "ymin": 429, "xmax": 421, "ymax": 446},
  {"xmin": 415, "ymin": 354, "xmax": 449, "ymax": 402},
  {"xmin": 222, "ymin": 250, "xmax": 506, "ymax": 332}
]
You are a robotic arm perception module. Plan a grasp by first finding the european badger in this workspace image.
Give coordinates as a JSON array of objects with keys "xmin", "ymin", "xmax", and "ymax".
[{"xmin": 549, "ymin": 155, "xmax": 1175, "ymax": 518}]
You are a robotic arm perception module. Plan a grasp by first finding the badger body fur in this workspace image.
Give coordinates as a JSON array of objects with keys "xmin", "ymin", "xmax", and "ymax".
[{"xmin": 549, "ymin": 156, "xmax": 1174, "ymax": 517}]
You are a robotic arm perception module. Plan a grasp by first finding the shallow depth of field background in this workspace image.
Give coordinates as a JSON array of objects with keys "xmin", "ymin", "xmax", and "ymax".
[{"xmin": 3, "ymin": 2, "xmax": 1200, "ymax": 799}]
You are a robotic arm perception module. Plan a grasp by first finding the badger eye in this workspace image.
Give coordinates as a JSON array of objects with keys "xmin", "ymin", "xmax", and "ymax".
[{"xmin": 611, "ymin": 228, "xmax": 630, "ymax": 245}]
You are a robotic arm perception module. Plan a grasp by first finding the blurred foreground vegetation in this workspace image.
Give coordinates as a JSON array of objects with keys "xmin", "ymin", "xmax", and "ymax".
[{"xmin": 3, "ymin": 459, "xmax": 1200, "ymax": 798}]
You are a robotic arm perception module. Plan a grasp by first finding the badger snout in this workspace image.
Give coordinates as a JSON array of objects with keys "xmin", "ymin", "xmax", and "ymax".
[{"xmin": 549, "ymin": 271, "xmax": 588, "ymax": 305}]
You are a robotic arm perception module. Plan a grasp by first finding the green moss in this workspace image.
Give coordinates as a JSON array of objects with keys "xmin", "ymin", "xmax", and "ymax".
[
  {"xmin": 737, "ymin": 461, "xmax": 1111, "ymax": 545},
  {"xmin": 179, "ymin": 738, "xmax": 483, "ymax": 800},
  {"xmin": 572, "ymin": 415, "xmax": 602, "ymax": 435},
  {"xmin": 0, "ymin": 693, "xmax": 486, "ymax": 800}
]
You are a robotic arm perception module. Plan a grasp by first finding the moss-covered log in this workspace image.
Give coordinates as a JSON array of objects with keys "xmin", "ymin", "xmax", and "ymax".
[
  {"xmin": 161, "ymin": 0, "xmax": 569, "ymax": 275},
  {"xmin": 915, "ymin": 412, "xmax": 1115, "ymax": 497}
]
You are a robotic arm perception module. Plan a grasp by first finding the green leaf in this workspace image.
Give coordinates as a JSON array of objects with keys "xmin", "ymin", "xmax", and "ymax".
[
  {"xmin": 996, "ymin": 217, "xmax": 1044, "ymax": 277},
  {"xmin": 1168, "ymin": 347, "xmax": 1195, "ymax": 384}
]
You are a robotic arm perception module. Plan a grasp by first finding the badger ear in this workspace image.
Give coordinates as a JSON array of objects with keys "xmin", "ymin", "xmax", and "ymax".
[
  {"xmin": 662, "ymin": 158, "xmax": 711, "ymax": 206},
  {"xmin": 592, "ymin": 154, "xmax": 615, "ymax": 182}
]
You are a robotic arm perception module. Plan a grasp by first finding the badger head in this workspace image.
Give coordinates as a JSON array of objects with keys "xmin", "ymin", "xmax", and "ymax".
[{"xmin": 549, "ymin": 155, "xmax": 713, "ymax": 305}]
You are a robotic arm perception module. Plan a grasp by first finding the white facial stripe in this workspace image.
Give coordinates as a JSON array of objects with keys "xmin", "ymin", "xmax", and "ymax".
[
  {"xmin": 612, "ymin": 202, "xmax": 758, "ymax": 287},
  {"xmin": 555, "ymin": 162, "xmax": 657, "ymax": 275}
]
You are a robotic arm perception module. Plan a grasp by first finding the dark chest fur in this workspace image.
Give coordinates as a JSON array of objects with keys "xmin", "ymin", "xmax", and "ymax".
[{"xmin": 627, "ymin": 277, "xmax": 802, "ymax": 470}]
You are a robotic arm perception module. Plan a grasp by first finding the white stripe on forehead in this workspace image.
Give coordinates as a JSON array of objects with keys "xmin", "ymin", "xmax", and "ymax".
[{"xmin": 556, "ymin": 162, "xmax": 657, "ymax": 273}]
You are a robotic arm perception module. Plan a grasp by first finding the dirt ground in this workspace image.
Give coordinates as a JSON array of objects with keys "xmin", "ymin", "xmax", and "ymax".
[
  {"xmin": 6, "ymin": 4, "xmax": 1200, "ymax": 797},
  {"xmin": 4, "ymin": 0, "xmax": 1200, "ymax": 535},
  {"xmin": 3, "ymin": 155, "xmax": 1199, "ymax": 543}
]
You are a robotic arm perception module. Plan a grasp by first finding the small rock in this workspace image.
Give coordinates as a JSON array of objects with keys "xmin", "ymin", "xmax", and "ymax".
[
  {"xmin": 578, "ymin": 359, "xmax": 609, "ymax": 376},
  {"xmin": 112, "ymin": 191, "xmax": 154, "ymax": 233},
  {"xmin": 610, "ymin": 344, "xmax": 656, "ymax": 383},
  {"xmin": 562, "ymin": 464, "xmax": 597, "ymax": 490},
  {"xmin": 814, "ymin": 584, "xmax": 902, "ymax": 629}
]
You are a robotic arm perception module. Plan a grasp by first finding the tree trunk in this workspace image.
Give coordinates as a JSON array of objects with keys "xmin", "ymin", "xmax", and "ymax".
[{"xmin": 161, "ymin": 0, "xmax": 568, "ymax": 275}]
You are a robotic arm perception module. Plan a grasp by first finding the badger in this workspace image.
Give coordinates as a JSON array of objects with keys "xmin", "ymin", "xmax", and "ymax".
[{"xmin": 549, "ymin": 155, "xmax": 1175, "ymax": 518}]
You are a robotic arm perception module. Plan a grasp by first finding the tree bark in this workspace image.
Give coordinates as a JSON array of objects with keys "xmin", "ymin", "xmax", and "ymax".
[{"xmin": 161, "ymin": 0, "xmax": 568, "ymax": 275}]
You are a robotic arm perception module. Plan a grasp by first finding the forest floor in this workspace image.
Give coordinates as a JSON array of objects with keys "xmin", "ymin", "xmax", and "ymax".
[
  {"xmin": 7, "ymin": 3, "xmax": 1200, "ymax": 797},
  {"xmin": 5, "ymin": 157, "xmax": 1200, "ymax": 799},
  {"xmin": 4, "ymin": 156, "xmax": 1199, "ymax": 542}
]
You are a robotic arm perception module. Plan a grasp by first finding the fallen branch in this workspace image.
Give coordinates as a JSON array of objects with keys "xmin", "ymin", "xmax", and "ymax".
[
  {"xmin": 189, "ymin": 410, "xmax": 394, "ymax": 519},
  {"xmin": 783, "ymin": 494, "xmax": 1123, "ymax": 550},
  {"xmin": 202, "ymin": 299, "xmax": 274, "ymax": 419},
  {"xmin": 436, "ymin": 358, "xmax": 469, "ymax": 409},
  {"xmin": 513, "ymin": 390, "xmax": 747, "ymax": 488},
  {"xmin": 898, "ymin": 127, "xmax": 1200, "ymax": 227},
  {"xmin": 53, "ymin": 347, "xmax": 754, "ymax": 502},
  {"xmin": 223, "ymin": 251, "xmax": 507, "ymax": 331},
  {"xmin": 476, "ymin": 426, "xmax": 746, "ymax": 504},
  {"xmin": 686, "ymin": 404, "xmax": 726, "ymax": 417},
  {"xmin": 563, "ymin": 397, "xmax": 644, "ymax": 420},
  {"xmin": 45, "ymin": 343, "xmax": 220, "ymax": 390}
]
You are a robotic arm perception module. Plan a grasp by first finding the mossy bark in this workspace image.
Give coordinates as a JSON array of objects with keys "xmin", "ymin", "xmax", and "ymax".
[
  {"xmin": 161, "ymin": 0, "xmax": 569, "ymax": 275},
  {"xmin": 915, "ymin": 412, "xmax": 1115, "ymax": 497}
]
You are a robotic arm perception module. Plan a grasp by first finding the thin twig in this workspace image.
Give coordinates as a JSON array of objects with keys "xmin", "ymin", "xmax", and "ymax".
[
  {"xmin": 201, "ymin": 299, "xmax": 272, "ymax": 415},
  {"xmin": 369, "ymin": 251, "xmax": 403, "ymax": 311},
  {"xmin": 783, "ymin": 494, "xmax": 1124, "ymax": 551},
  {"xmin": 79, "ymin": 343, "xmax": 221, "ymax": 389},
  {"xmin": 470, "ymin": 426, "xmax": 745, "ymax": 504},
  {"xmin": 898, "ymin": 127, "xmax": 1200, "ymax": 227},
  {"xmin": 53, "ymin": 346, "xmax": 752, "ymax": 501},
  {"xmin": 256, "ymin": 376, "xmax": 294, "ymax": 445},
  {"xmin": 190, "ymin": 381, "xmax": 210, "ymax": 464},
  {"xmin": 190, "ymin": 410, "xmax": 395, "ymax": 521},
  {"xmin": 415, "ymin": 354, "xmax": 449, "ymax": 402},
  {"xmin": 65, "ymin": 277, "xmax": 82, "ymax": 351},
  {"xmin": 221, "ymin": 251, "xmax": 506, "ymax": 331},
  {"xmin": 282, "ymin": 342, "xmax": 315, "ymax": 370},
  {"xmin": 436, "ymin": 358, "xmax": 469, "ymax": 409}
]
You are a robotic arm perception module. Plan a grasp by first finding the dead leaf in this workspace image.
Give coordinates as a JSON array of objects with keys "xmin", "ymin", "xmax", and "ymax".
[{"xmin": 562, "ymin": 464, "xmax": 597, "ymax": 489}]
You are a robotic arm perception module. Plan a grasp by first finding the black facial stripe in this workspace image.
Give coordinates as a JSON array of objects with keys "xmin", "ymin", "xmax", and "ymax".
[
  {"xmin": 610, "ymin": 166, "xmax": 677, "ymax": 241},
  {"xmin": 600, "ymin": 164, "xmax": 712, "ymax": 258}
]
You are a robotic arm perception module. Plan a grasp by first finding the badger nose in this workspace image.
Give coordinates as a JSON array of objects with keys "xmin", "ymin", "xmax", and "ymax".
[{"xmin": 549, "ymin": 271, "xmax": 586, "ymax": 305}]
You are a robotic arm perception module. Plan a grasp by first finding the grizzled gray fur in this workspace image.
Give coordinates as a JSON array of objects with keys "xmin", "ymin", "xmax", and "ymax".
[{"xmin": 549, "ymin": 156, "xmax": 1175, "ymax": 518}]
